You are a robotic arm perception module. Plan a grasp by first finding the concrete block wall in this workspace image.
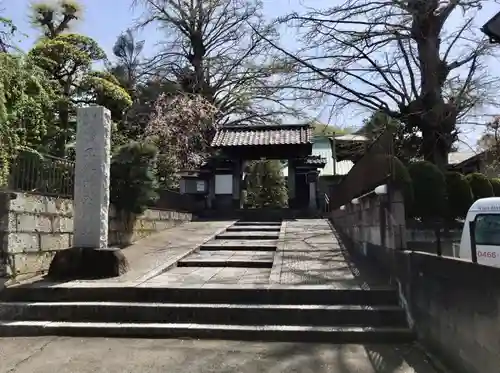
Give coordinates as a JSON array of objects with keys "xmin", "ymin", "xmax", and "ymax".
[
  {"xmin": 406, "ymin": 228, "xmax": 462, "ymax": 257},
  {"xmin": 395, "ymin": 251, "xmax": 500, "ymax": 373},
  {"xmin": 0, "ymin": 192, "xmax": 191, "ymax": 280}
]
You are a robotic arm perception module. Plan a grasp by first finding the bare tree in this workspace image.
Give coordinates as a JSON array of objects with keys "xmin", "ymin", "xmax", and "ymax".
[
  {"xmin": 477, "ymin": 115, "xmax": 500, "ymax": 175},
  {"xmin": 0, "ymin": 1, "xmax": 20, "ymax": 52},
  {"xmin": 133, "ymin": 0, "xmax": 297, "ymax": 126},
  {"xmin": 260, "ymin": 0, "xmax": 499, "ymax": 169}
]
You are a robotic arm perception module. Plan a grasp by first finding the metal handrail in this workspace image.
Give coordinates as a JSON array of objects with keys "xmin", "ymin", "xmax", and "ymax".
[{"xmin": 324, "ymin": 193, "xmax": 330, "ymax": 213}]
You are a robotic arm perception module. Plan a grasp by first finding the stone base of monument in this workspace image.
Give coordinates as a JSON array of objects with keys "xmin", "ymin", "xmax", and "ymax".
[{"xmin": 47, "ymin": 247, "xmax": 129, "ymax": 280}]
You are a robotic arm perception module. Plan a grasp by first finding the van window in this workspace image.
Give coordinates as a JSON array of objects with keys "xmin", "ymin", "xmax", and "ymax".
[{"xmin": 474, "ymin": 214, "xmax": 500, "ymax": 245}]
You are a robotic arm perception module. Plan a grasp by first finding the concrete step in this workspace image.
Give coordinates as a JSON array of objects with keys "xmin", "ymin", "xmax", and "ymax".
[
  {"xmin": 200, "ymin": 244, "xmax": 276, "ymax": 252},
  {"xmin": 177, "ymin": 251, "xmax": 275, "ymax": 268},
  {"xmin": 0, "ymin": 302, "xmax": 408, "ymax": 327},
  {"xmin": 0, "ymin": 286, "xmax": 401, "ymax": 306},
  {"xmin": 216, "ymin": 232, "xmax": 279, "ymax": 240},
  {"xmin": 177, "ymin": 259, "xmax": 273, "ymax": 268},
  {"xmin": 234, "ymin": 221, "xmax": 282, "ymax": 226},
  {"xmin": 226, "ymin": 226, "xmax": 281, "ymax": 232},
  {"xmin": 0, "ymin": 321, "xmax": 414, "ymax": 343}
]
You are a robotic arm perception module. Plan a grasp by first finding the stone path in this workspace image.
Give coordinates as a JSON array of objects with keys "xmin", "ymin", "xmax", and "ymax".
[
  {"xmin": 270, "ymin": 219, "xmax": 358, "ymax": 286},
  {"xmin": 9, "ymin": 218, "xmax": 386, "ymax": 290},
  {"xmin": 137, "ymin": 218, "xmax": 380, "ymax": 288}
]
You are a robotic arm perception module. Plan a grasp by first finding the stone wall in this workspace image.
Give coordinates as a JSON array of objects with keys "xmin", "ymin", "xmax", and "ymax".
[
  {"xmin": 332, "ymin": 190, "xmax": 406, "ymax": 253},
  {"xmin": 0, "ymin": 192, "xmax": 191, "ymax": 280},
  {"xmin": 394, "ymin": 251, "xmax": 500, "ymax": 373}
]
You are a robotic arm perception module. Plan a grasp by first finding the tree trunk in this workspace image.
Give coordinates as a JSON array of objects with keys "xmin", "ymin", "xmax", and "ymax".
[
  {"xmin": 421, "ymin": 126, "xmax": 448, "ymax": 171},
  {"xmin": 54, "ymin": 102, "xmax": 70, "ymax": 157}
]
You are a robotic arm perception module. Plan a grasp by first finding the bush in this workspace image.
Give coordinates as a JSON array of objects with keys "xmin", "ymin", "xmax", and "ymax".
[
  {"xmin": 465, "ymin": 173, "xmax": 494, "ymax": 201},
  {"xmin": 490, "ymin": 178, "xmax": 500, "ymax": 197},
  {"xmin": 390, "ymin": 156, "xmax": 414, "ymax": 207},
  {"xmin": 445, "ymin": 172, "xmax": 473, "ymax": 220},
  {"xmin": 407, "ymin": 161, "xmax": 446, "ymax": 220},
  {"xmin": 110, "ymin": 141, "xmax": 159, "ymax": 214}
]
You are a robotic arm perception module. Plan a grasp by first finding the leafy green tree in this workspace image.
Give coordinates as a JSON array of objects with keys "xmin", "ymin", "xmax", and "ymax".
[
  {"xmin": 0, "ymin": 53, "xmax": 57, "ymax": 184},
  {"xmin": 28, "ymin": 0, "xmax": 132, "ymax": 155},
  {"xmin": 359, "ymin": 111, "xmax": 422, "ymax": 164},
  {"xmin": 245, "ymin": 160, "xmax": 288, "ymax": 208}
]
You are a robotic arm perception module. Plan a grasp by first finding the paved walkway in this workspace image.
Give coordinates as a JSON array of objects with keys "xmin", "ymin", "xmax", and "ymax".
[
  {"xmin": 11, "ymin": 218, "xmax": 387, "ymax": 289},
  {"xmin": 270, "ymin": 219, "xmax": 358, "ymax": 286},
  {"xmin": 0, "ymin": 337, "xmax": 442, "ymax": 373}
]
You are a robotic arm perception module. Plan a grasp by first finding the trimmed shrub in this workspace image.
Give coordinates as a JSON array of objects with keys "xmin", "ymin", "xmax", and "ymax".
[
  {"xmin": 407, "ymin": 161, "xmax": 446, "ymax": 220},
  {"xmin": 445, "ymin": 172, "xmax": 473, "ymax": 220},
  {"xmin": 110, "ymin": 141, "xmax": 159, "ymax": 214},
  {"xmin": 465, "ymin": 173, "xmax": 494, "ymax": 201},
  {"xmin": 390, "ymin": 156, "xmax": 414, "ymax": 207},
  {"xmin": 490, "ymin": 178, "xmax": 500, "ymax": 197}
]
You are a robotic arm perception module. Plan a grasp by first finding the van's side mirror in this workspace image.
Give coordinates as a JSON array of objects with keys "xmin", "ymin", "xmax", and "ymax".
[{"xmin": 469, "ymin": 220, "xmax": 478, "ymax": 263}]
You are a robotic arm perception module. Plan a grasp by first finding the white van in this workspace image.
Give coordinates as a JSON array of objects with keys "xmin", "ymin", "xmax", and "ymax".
[{"xmin": 459, "ymin": 197, "xmax": 500, "ymax": 267}]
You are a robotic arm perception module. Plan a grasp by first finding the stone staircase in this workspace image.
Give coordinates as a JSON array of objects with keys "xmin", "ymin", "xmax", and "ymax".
[
  {"xmin": 175, "ymin": 220, "xmax": 280, "ymax": 270},
  {"xmin": 0, "ymin": 219, "xmax": 414, "ymax": 343},
  {"xmin": 0, "ymin": 286, "xmax": 412, "ymax": 342}
]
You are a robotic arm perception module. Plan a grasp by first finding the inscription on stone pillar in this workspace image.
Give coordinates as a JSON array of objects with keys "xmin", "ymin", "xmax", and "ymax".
[{"xmin": 73, "ymin": 106, "xmax": 112, "ymax": 249}]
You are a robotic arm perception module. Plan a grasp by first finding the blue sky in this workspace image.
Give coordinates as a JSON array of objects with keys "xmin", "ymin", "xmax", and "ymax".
[{"xmin": 4, "ymin": 0, "xmax": 500, "ymax": 149}]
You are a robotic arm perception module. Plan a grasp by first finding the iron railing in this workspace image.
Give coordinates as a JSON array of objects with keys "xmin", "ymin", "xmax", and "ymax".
[
  {"xmin": 2, "ymin": 151, "xmax": 198, "ymax": 212},
  {"xmin": 5, "ymin": 150, "xmax": 75, "ymax": 198}
]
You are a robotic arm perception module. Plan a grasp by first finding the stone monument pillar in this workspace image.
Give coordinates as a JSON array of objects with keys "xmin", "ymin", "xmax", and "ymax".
[
  {"xmin": 48, "ymin": 106, "xmax": 128, "ymax": 280},
  {"xmin": 73, "ymin": 106, "xmax": 111, "ymax": 249}
]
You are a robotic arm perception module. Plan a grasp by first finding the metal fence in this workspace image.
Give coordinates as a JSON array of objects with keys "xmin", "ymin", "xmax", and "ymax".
[
  {"xmin": 2, "ymin": 150, "xmax": 199, "ymax": 212},
  {"xmin": 329, "ymin": 130, "xmax": 394, "ymax": 210},
  {"xmin": 5, "ymin": 150, "xmax": 75, "ymax": 198}
]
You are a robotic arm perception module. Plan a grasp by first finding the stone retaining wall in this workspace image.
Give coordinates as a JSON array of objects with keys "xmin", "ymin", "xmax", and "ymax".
[{"xmin": 0, "ymin": 192, "xmax": 191, "ymax": 280}]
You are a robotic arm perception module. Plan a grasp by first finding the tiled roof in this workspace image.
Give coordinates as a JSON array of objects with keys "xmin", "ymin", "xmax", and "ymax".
[{"xmin": 211, "ymin": 124, "xmax": 313, "ymax": 147}]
